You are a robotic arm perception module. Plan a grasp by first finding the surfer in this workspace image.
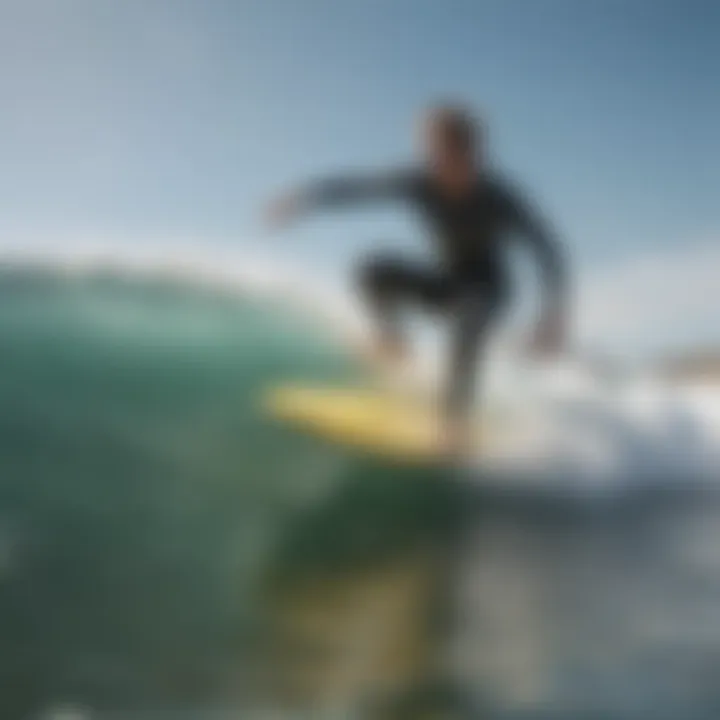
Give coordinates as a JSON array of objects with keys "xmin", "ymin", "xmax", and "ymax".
[{"xmin": 264, "ymin": 104, "xmax": 569, "ymax": 455}]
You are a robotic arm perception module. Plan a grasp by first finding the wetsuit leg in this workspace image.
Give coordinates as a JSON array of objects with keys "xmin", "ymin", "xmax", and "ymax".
[
  {"xmin": 358, "ymin": 255, "xmax": 503, "ymax": 423},
  {"xmin": 444, "ymin": 286, "xmax": 503, "ymax": 424},
  {"xmin": 356, "ymin": 253, "xmax": 453, "ymax": 345}
]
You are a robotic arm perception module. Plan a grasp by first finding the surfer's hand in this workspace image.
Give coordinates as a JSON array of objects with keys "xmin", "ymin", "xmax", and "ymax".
[
  {"xmin": 263, "ymin": 192, "xmax": 304, "ymax": 231},
  {"xmin": 527, "ymin": 309, "xmax": 567, "ymax": 357}
]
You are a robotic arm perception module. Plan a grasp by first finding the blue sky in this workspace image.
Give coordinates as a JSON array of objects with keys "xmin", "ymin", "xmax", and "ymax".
[{"xmin": 1, "ymin": 0, "xmax": 718, "ymax": 351}]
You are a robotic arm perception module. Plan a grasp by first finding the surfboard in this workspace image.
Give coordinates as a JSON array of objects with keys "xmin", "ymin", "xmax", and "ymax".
[{"xmin": 263, "ymin": 384, "xmax": 491, "ymax": 464}]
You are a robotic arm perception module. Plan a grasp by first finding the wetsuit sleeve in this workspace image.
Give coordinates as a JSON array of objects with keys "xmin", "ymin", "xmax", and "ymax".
[
  {"xmin": 296, "ymin": 169, "xmax": 420, "ymax": 211},
  {"xmin": 498, "ymin": 182, "xmax": 568, "ymax": 314}
]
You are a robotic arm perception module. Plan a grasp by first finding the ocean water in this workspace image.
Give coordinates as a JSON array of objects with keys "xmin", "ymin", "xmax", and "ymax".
[{"xmin": 2, "ymin": 253, "xmax": 720, "ymax": 720}]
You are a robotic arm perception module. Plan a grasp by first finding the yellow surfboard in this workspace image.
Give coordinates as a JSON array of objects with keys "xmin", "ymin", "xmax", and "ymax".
[{"xmin": 263, "ymin": 384, "xmax": 491, "ymax": 464}]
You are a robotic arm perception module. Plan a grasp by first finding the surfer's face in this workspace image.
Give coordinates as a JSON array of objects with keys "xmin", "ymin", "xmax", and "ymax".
[{"xmin": 421, "ymin": 114, "xmax": 479, "ymax": 193}]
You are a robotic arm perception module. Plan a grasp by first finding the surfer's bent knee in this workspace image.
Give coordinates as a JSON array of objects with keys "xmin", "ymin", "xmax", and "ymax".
[{"xmin": 355, "ymin": 253, "xmax": 408, "ymax": 299}]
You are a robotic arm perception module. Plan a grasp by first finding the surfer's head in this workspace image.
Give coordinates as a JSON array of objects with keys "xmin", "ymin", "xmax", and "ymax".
[{"xmin": 420, "ymin": 104, "xmax": 484, "ymax": 191}]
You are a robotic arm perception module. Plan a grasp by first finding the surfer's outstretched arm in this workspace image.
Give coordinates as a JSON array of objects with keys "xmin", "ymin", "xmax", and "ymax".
[
  {"xmin": 265, "ymin": 170, "xmax": 418, "ymax": 228},
  {"xmin": 499, "ymin": 183, "xmax": 569, "ymax": 353}
]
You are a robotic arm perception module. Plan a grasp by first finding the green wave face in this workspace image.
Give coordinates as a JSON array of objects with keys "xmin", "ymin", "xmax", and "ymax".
[{"xmin": 0, "ymin": 268, "xmax": 431, "ymax": 714}]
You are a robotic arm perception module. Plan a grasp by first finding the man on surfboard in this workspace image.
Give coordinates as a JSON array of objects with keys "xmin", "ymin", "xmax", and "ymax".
[{"xmin": 265, "ymin": 104, "xmax": 569, "ymax": 455}]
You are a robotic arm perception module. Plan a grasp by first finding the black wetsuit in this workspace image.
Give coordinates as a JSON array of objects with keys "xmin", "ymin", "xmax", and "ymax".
[{"xmin": 298, "ymin": 168, "xmax": 566, "ymax": 421}]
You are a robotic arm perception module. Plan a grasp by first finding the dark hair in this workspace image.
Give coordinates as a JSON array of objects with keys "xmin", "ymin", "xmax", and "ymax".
[{"xmin": 425, "ymin": 104, "xmax": 481, "ymax": 155}]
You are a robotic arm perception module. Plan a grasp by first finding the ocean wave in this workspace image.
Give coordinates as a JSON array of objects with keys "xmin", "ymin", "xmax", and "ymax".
[{"xmin": 1, "ymin": 239, "xmax": 719, "ymax": 492}]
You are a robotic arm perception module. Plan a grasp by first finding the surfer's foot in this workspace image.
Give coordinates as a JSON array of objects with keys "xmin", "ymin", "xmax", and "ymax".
[
  {"xmin": 438, "ymin": 417, "xmax": 472, "ymax": 459},
  {"xmin": 358, "ymin": 334, "xmax": 411, "ymax": 373}
]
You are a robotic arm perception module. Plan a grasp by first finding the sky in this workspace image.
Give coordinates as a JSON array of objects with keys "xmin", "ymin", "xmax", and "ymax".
[{"xmin": 0, "ymin": 0, "xmax": 718, "ymax": 354}]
